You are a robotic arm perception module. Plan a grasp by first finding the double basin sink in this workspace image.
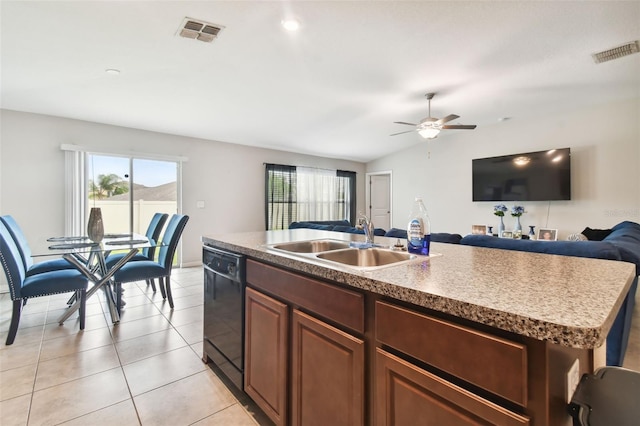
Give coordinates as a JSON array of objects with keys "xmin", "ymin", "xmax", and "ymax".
[{"xmin": 267, "ymin": 239, "xmax": 415, "ymax": 270}]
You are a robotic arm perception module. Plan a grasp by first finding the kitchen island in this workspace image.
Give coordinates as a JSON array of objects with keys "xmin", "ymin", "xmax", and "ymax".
[{"xmin": 202, "ymin": 229, "xmax": 636, "ymax": 426}]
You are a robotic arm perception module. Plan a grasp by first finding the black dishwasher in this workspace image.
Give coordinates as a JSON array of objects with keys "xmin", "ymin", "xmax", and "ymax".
[{"xmin": 202, "ymin": 245, "xmax": 246, "ymax": 391}]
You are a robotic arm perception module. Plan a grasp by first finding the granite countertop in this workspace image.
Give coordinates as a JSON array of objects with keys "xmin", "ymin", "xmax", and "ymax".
[{"xmin": 202, "ymin": 229, "xmax": 636, "ymax": 349}]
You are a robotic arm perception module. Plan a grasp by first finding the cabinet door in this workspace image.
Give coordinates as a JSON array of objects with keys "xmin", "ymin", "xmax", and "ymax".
[
  {"xmin": 244, "ymin": 287, "xmax": 289, "ymax": 426},
  {"xmin": 375, "ymin": 348, "xmax": 530, "ymax": 426},
  {"xmin": 292, "ymin": 309, "xmax": 365, "ymax": 426}
]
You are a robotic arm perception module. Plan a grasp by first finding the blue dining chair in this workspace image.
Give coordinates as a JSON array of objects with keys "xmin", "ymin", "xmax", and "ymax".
[
  {"xmin": 105, "ymin": 212, "xmax": 169, "ymax": 268},
  {"xmin": 0, "ymin": 215, "xmax": 76, "ymax": 277},
  {"xmin": 1, "ymin": 221, "xmax": 89, "ymax": 345},
  {"xmin": 105, "ymin": 212, "xmax": 168, "ymax": 292},
  {"xmin": 113, "ymin": 214, "xmax": 189, "ymax": 311}
]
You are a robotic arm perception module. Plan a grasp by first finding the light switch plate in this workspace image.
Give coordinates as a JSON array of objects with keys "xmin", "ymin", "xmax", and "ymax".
[{"xmin": 196, "ymin": 200, "xmax": 205, "ymax": 209}]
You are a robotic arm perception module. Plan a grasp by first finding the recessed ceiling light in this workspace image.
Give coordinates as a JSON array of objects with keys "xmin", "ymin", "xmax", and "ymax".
[
  {"xmin": 105, "ymin": 69, "xmax": 121, "ymax": 75},
  {"xmin": 281, "ymin": 19, "xmax": 300, "ymax": 31}
]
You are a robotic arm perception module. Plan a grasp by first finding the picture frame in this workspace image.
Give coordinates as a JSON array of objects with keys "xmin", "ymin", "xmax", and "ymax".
[
  {"xmin": 500, "ymin": 230, "xmax": 513, "ymax": 239},
  {"xmin": 471, "ymin": 224, "xmax": 487, "ymax": 235},
  {"xmin": 537, "ymin": 228, "xmax": 558, "ymax": 241}
]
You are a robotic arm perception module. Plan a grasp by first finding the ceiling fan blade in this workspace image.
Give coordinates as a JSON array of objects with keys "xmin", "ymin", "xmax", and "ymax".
[
  {"xmin": 390, "ymin": 130, "xmax": 416, "ymax": 136},
  {"xmin": 442, "ymin": 124, "xmax": 477, "ymax": 130},
  {"xmin": 393, "ymin": 121, "xmax": 417, "ymax": 126},
  {"xmin": 435, "ymin": 114, "xmax": 460, "ymax": 125}
]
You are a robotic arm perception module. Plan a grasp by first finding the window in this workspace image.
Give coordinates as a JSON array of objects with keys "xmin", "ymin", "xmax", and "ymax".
[
  {"xmin": 87, "ymin": 154, "xmax": 178, "ymax": 235},
  {"xmin": 62, "ymin": 144, "xmax": 185, "ymax": 238},
  {"xmin": 265, "ymin": 164, "xmax": 356, "ymax": 230}
]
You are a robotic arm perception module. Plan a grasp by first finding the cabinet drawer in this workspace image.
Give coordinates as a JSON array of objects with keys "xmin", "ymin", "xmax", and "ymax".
[
  {"xmin": 376, "ymin": 301, "xmax": 527, "ymax": 406},
  {"xmin": 247, "ymin": 259, "xmax": 365, "ymax": 333},
  {"xmin": 375, "ymin": 348, "xmax": 530, "ymax": 426}
]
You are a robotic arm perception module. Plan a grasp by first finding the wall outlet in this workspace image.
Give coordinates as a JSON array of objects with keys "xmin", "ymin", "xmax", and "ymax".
[
  {"xmin": 566, "ymin": 358, "xmax": 580, "ymax": 403},
  {"xmin": 196, "ymin": 200, "xmax": 205, "ymax": 209}
]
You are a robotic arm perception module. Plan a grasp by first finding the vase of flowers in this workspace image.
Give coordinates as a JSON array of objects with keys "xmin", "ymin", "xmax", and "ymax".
[
  {"xmin": 511, "ymin": 205, "xmax": 524, "ymax": 234},
  {"xmin": 494, "ymin": 204, "xmax": 507, "ymax": 237}
]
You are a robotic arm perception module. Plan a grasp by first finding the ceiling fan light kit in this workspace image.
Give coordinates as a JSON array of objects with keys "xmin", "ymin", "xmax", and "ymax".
[
  {"xmin": 392, "ymin": 92, "xmax": 477, "ymax": 139},
  {"xmin": 417, "ymin": 125, "xmax": 441, "ymax": 139}
]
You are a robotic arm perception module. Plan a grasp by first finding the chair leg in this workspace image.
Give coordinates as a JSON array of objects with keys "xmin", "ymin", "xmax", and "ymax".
[
  {"xmin": 66, "ymin": 292, "xmax": 77, "ymax": 306},
  {"xmin": 5, "ymin": 300, "xmax": 23, "ymax": 345},
  {"xmin": 78, "ymin": 289, "xmax": 87, "ymax": 330},
  {"xmin": 165, "ymin": 276, "xmax": 174, "ymax": 309},
  {"xmin": 158, "ymin": 277, "xmax": 167, "ymax": 299},
  {"xmin": 114, "ymin": 282, "xmax": 123, "ymax": 315},
  {"xmin": 147, "ymin": 279, "xmax": 156, "ymax": 292}
]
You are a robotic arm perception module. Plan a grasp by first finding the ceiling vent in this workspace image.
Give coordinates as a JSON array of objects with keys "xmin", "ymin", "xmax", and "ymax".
[
  {"xmin": 592, "ymin": 41, "xmax": 639, "ymax": 64},
  {"xmin": 177, "ymin": 17, "xmax": 224, "ymax": 43}
]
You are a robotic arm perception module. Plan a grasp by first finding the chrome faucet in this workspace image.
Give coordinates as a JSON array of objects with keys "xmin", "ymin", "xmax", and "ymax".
[{"xmin": 358, "ymin": 214, "xmax": 375, "ymax": 244}]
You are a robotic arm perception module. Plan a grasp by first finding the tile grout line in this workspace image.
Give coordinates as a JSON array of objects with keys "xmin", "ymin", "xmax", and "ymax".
[{"xmin": 25, "ymin": 295, "xmax": 50, "ymax": 426}]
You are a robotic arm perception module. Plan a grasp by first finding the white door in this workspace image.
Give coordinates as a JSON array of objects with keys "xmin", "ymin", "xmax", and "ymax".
[{"xmin": 368, "ymin": 173, "xmax": 391, "ymax": 231}]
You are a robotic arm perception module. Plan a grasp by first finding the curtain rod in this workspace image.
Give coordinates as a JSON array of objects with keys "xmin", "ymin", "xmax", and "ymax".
[
  {"xmin": 61, "ymin": 144, "xmax": 189, "ymax": 162},
  {"xmin": 263, "ymin": 163, "xmax": 356, "ymax": 174}
]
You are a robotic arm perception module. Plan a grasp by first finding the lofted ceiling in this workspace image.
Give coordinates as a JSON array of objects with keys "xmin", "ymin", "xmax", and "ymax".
[{"xmin": 1, "ymin": 1, "xmax": 639, "ymax": 163}]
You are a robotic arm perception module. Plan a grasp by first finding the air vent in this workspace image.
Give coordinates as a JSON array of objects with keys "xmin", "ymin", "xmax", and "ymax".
[
  {"xmin": 592, "ymin": 41, "xmax": 639, "ymax": 64},
  {"xmin": 177, "ymin": 17, "xmax": 224, "ymax": 43}
]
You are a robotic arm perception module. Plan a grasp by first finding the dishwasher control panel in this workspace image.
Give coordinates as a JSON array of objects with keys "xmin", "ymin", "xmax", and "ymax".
[{"xmin": 202, "ymin": 245, "xmax": 245, "ymax": 283}]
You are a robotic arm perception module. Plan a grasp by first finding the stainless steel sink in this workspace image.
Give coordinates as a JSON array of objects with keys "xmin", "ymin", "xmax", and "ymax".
[
  {"xmin": 316, "ymin": 248, "xmax": 414, "ymax": 268},
  {"xmin": 270, "ymin": 239, "xmax": 351, "ymax": 253}
]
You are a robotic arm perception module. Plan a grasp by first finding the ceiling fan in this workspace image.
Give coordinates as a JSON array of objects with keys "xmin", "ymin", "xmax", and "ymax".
[{"xmin": 391, "ymin": 93, "xmax": 477, "ymax": 139}]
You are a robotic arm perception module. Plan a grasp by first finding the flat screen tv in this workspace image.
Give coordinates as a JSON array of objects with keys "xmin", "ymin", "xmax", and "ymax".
[{"xmin": 472, "ymin": 148, "xmax": 571, "ymax": 202}]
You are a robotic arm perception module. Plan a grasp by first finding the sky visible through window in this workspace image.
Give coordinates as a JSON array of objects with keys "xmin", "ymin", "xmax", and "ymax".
[{"xmin": 89, "ymin": 155, "xmax": 176, "ymax": 187}]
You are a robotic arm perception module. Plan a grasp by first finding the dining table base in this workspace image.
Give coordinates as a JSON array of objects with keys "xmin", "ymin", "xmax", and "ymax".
[{"xmin": 58, "ymin": 248, "xmax": 140, "ymax": 324}]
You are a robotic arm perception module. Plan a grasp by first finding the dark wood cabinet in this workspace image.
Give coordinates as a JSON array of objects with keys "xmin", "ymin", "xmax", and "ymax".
[
  {"xmin": 291, "ymin": 309, "xmax": 364, "ymax": 426},
  {"xmin": 243, "ymin": 259, "xmax": 586, "ymax": 426},
  {"xmin": 244, "ymin": 287, "xmax": 289, "ymax": 426},
  {"xmin": 375, "ymin": 348, "xmax": 530, "ymax": 426},
  {"xmin": 245, "ymin": 260, "xmax": 366, "ymax": 426}
]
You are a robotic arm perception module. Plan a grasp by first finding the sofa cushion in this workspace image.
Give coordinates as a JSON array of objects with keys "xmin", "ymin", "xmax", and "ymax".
[
  {"xmin": 288, "ymin": 222, "xmax": 334, "ymax": 231},
  {"xmin": 460, "ymin": 235, "xmax": 622, "ymax": 261},
  {"xmin": 385, "ymin": 228, "xmax": 407, "ymax": 238},
  {"xmin": 332, "ymin": 225, "xmax": 364, "ymax": 234},
  {"xmin": 604, "ymin": 221, "xmax": 640, "ymax": 275},
  {"xmin": 432, "ymin": 233, "xmax": 463, "ymax": 244},
  {"xmin": 374, "ymin": 228, "xmax": 387, "ymax": 236},
  {"xmin": 384, "ymin": 228, "xmax": 462, "ymax": 244},
  {"xmin": 289, "ymin": 220, "xmax": 350, "ymax": 228}
]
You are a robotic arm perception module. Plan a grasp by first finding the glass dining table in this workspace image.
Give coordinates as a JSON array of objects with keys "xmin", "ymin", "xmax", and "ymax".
[{"xmin": 33, "ymin": 233, "xmax": 156, "ymax": 324}]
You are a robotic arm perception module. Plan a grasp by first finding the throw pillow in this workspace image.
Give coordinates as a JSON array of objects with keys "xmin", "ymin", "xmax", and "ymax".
[
  {"xmin": 567, "ymin": 233, "xmax": 588, "ymax": 241},
  {"xmin": 581, "ymin": 227, "xmax": 613, "ymax": 241}
]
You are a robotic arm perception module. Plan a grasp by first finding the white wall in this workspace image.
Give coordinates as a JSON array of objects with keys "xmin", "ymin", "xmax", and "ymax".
[
  {"xmin": 366, "ymin": 97, "xmax": 640, "ymax": 239},
  {"xmin": 0, "ymin": 110, "xmax": 366, "ymax": 270}
]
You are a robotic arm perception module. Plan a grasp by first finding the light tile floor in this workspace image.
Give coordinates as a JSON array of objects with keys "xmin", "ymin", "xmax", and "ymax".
[
  {"xmin": 1, "ymin": 267, "xmax": 639, "ymax": 425},
  {"xmin": 0, "ymin": 267, "xmax": 259, "ymax": 426}
]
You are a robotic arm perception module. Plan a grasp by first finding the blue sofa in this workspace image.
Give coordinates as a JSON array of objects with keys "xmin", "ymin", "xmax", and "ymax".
[
  {"xmin": 460, "ymin": 221, "xmax": 640, "ymax": 366},
  {"xmin": 288, "ymin": 221, "xmax": 463, "ymax": 244}
]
